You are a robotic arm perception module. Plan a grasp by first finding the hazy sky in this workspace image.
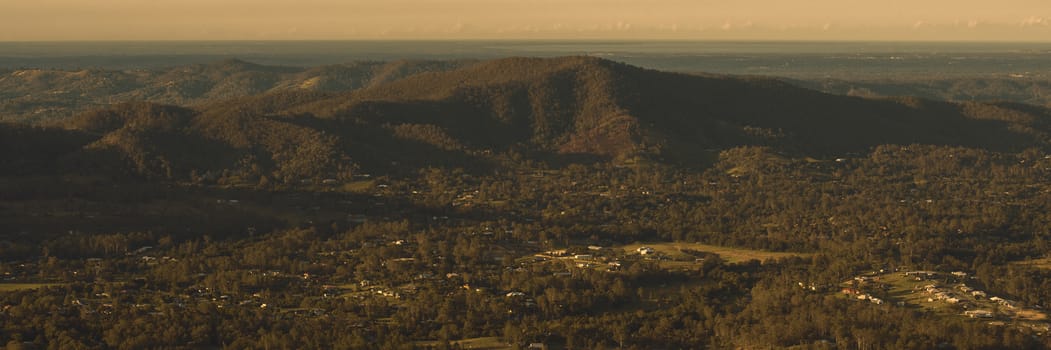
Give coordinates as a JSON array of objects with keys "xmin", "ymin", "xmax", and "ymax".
[{"xmin": 2, "ymin": 0, "xmax": 1049, "ymax": 41}]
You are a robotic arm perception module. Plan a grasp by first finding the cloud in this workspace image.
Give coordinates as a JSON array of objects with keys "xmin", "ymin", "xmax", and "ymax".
[
  {"xmin": 720, "ymin": 20, "xmax": 755, "ymax": 31},
  {"xmin": 1021, "ymin": 16, "xmax": 1048, "ymax": 27}
]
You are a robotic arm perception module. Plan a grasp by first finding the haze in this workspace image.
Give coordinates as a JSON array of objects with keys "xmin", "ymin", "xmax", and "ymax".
[{"xmin": 2, "ymin": 0, "xmax": 1049, "ymax": 41}]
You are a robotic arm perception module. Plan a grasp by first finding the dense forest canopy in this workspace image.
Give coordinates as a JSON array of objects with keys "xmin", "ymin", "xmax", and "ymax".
[{"xmin": 3, "ymin": 57, "xmax": 1051, "ymax": 349}]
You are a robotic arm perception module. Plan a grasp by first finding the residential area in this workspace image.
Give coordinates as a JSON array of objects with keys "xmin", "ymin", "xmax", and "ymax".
[{"xmin": 837, "ymin": 269, "xmax": 1050, "ymax": 333}]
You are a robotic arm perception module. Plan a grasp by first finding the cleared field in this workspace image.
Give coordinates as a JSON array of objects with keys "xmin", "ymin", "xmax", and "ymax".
[
  {"xmin": 1012, "ymin": 257, "xmax": 1051, "ymax": 270},
  {"xmin": 415, "ymin": 337, "xmax": 511, "ymax": 349},
  {"xmin": 0, "ymin": 283, "xmax": 60, "ymax": 292},
  {"xmin": 1016, "ymin": 309, "xmax": 1048, "ymax": 321},
  {"xmin": 618, "ymin": 242, "xmax": 808, "ymax": 264},
  {"xmin": 337, "ymin": 180, "xmax": 376, "ymax": 193},
  {"xmin": 861, "ymin": 273, "xmax": 946, "ymax": 312}
]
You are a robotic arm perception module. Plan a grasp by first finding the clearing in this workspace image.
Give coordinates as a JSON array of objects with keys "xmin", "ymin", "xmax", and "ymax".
[
  {"xmin": 0, "ymin": 283, "xmax": 61, "ymax": 292},
  {"xmin": 1012, "ymin": 257, "xmax": 1051, "ymax": 270},
  {"xmin": 415, "ymin": 337, "xmax": 511, "ymax": 349},
  {"xmin": 617, "ymin": 242, "xmax": 808, "ymax": 264}
]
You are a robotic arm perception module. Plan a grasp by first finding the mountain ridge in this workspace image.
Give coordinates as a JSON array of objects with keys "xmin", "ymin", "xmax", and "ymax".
[
  {"xmin": 0, "ymin": 59, "xmax": 472, "ymax": 124},
  {"xmin": 6, "ymin": 56, "xmax": 1051, "ymax": 183}
]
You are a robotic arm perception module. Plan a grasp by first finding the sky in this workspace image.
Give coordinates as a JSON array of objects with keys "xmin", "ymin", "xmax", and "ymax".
[{"xmin": 2, "ymin": 0, "xmax": 1050, "ymax": 41}]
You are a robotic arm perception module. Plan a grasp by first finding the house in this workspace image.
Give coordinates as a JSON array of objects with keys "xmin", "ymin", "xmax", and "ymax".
[
  {"xmin": 574, "ymin": 254, "xmax": 593, "ymax": 260},
  {"xmin": 798, "ymin": 282, "xmax": 819, "ymax": 291},
  {"xmin": 964, "ymin": 310, "xmax": 994, "ymax": 318},
  {"xmin": 905, "ymin": 271, "xmax": 938, "ymax": 280},
  {"xmin": 841, "ymin": 288, "xmax": 861, "ymax": 295},
  {"xmin": 952, "ymin": 271, "xmax": 969, "ymax": 278},
  {"xmin": 587, "ymin": 245, "xmax": 604, "ymax": 251},
  {"xmin": 637, "ymin": 247, "xmax": 656, "ymax": 255},
  {"xmin": 132, "ymin": 246, "xmax": 153, "ymax": 255}
]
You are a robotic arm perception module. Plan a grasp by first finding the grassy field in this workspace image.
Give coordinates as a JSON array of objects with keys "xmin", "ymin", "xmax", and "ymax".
[
  {"xmin": 337, "ymin": 180, "xmax": 376, "ymax": 193},
  {"xmin": 841, "ymin": 273, "xmax": 979, "ymax": 315},
  {"xmin": 0, "ymin": 283, "xmax": 60, "ymax": 292},
  {"xmin": 863, "ymin": 273, "xmax": 947, "ymax": 312},
  {"xmin": 415, "ymin": 337, "xmax": 510, "ymax": 349},
  {"xmin": 617, "ymin": 242, "xmax": 808, "ymax": 264},
  {"xmin": 1012, "ymin": 257, "xmax": 1051, "ymax": 270}
]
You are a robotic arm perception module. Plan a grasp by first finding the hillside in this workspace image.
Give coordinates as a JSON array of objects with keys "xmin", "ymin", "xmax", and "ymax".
[
  {"xmin": 8, "ymin": 56, "xmax": 1051, "ymax": 183},
  {"xmin": 311, "ymin": 56, "xmax": 1051, "ymax": 155}
]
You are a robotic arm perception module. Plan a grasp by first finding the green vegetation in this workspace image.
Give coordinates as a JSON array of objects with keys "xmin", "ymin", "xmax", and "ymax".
[
  {"xmin": 0, "ymin": 284, "xmax": 59, "ymax": 292},
  {"xmin": 4, "ymin": 57, "xmax": 1051, "ymax": 349}
]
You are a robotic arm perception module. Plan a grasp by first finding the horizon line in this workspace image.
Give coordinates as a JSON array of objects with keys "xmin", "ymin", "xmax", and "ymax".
[{"xmin": 3, "ymin": 38, "xmax": 1051, "ymax": 44}]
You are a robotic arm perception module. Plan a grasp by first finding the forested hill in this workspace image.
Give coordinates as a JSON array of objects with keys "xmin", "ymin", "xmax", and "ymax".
[
  {"xmin": 300, "ymin": 56, "xmax": 1050, "ymax": 158},
  {"xmin": 5, "ymin": 56, "xmax": 1051, "ymax": 182}
]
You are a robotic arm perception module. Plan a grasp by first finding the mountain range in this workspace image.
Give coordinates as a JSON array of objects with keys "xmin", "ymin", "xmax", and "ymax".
[
  {"xmin": 0, "ymin": 59, "xmax": 471, "ymax": 124},
  {"xmin": 4, "ymin": 56, "xmax": 1051, "ymax": 183}
]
